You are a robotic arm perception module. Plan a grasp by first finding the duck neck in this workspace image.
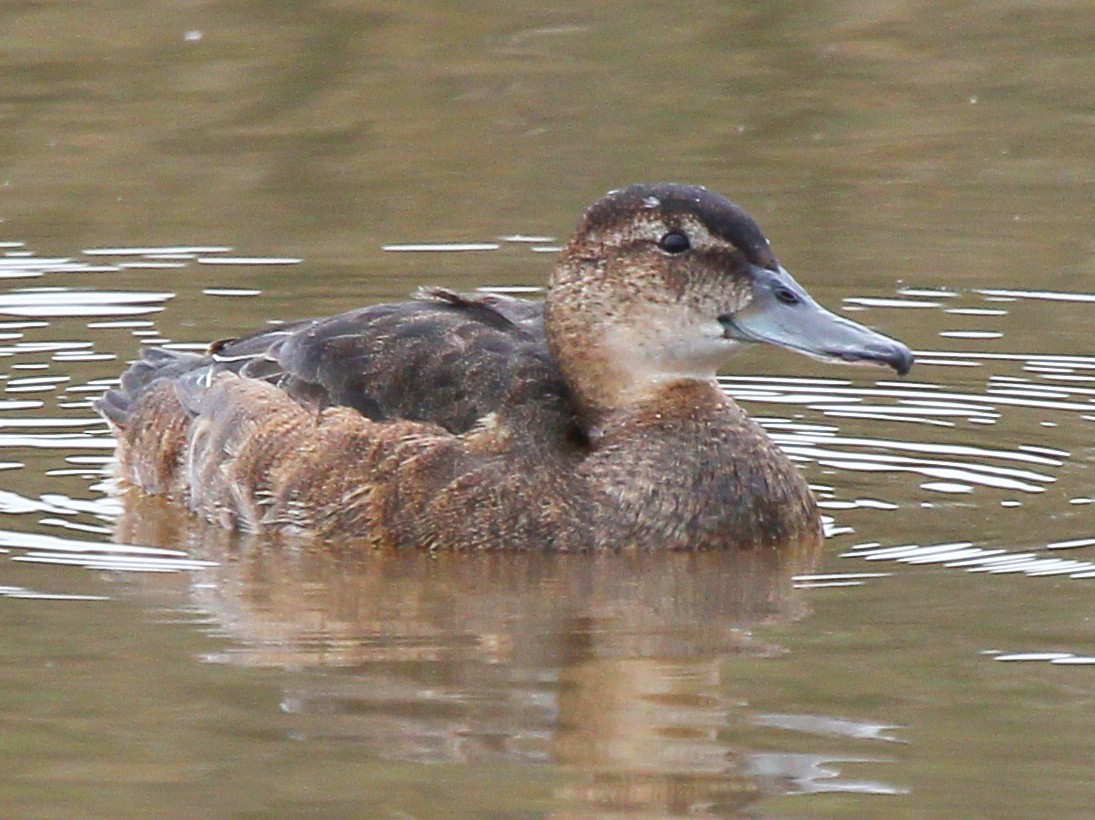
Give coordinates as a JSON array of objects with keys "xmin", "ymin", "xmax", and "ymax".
[{"xmin": 545, "ymin": 260, "xmax": 720, "ymax": 430}]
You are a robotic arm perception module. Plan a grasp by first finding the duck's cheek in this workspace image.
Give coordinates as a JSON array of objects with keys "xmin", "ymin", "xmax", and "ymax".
[
  {"xmin": 599, "ymin": 319, "xmax": 735, "ymax": 381},
  {"xmin": 658, "ymin": 322, "xmax": 748, "ymax": 372}
]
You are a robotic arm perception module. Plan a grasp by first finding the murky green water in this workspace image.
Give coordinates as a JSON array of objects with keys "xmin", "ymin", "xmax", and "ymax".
[{"xmin": 1, "ymin": 2, "xmax": 1093, "ymax": 817}]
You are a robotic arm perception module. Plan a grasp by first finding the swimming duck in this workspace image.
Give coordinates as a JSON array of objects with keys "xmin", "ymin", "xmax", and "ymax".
[{"xmin": 97, "ymin": 184, "xmax": 912, "ymax": 552}]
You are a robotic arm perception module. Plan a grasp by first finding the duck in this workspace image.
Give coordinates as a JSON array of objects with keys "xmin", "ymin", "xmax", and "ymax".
[{"xmin": 97, "ymin": 183, "xmax": 913, "ymax": 552}]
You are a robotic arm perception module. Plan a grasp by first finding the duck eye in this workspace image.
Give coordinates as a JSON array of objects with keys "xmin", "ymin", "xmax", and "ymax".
[
  {"xmin": 774, "ymin": 286, "xmax": 801, "ymax": 306},
  {"xmin": 658, "ymin": 231, "xmax": 691, "ymax": 254}
]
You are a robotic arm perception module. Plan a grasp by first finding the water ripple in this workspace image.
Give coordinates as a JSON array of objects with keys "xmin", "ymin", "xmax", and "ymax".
[{"xmin": 842, "ymin": 541, "xmax": 1095, "ymax": 581}]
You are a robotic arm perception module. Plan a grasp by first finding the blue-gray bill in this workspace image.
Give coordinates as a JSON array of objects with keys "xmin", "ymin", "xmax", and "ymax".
[{"xmin": 721, "ymin": 266, "xmax": 914, "ymax": 376}]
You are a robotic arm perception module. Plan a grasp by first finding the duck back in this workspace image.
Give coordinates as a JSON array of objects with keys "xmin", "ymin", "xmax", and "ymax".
[{"xmin": 101, "ymin": 288, "xmax": 576, "ymax": 438}]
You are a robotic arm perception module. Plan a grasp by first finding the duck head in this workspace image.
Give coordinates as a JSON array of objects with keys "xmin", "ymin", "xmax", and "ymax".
[{"xmin": 544, "ymin": 183, "xmax": 913, "ymax": 422}]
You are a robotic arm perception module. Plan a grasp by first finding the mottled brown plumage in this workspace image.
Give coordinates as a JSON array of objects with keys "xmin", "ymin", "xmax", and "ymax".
[{"xmin": 97, "ymin": 183, "xmax": 913, "ymax": 551}]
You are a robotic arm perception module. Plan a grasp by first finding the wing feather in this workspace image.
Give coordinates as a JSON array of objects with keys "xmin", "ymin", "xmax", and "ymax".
[{"xmin": 99, "ymin": 289, "xmax": 575, "ymax": 439}]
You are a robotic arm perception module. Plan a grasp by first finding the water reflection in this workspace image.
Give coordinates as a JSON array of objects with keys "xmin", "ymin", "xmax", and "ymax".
[{"xmin": 108, "ymin": 504, "xmax": 865, "ymax": 813}]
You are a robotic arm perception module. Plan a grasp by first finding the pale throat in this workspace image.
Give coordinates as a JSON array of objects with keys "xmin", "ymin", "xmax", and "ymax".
[{"xmin": 576, "ymin": 316, "xmax": 745, "ymax": 411}]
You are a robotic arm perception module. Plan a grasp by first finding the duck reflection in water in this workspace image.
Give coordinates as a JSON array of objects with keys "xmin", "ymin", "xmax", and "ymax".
[
  {"xmin": 99, "ymin": 183, "xmax": 912, "ymax": 551},
  {"xmin": 117, "ymin": 508, "xmax": 885, "ymax": 815}
]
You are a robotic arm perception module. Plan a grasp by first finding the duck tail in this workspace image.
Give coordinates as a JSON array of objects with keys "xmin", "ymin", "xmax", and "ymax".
[{"xmin": 95, "ymin": 347, "xmax": 208, "ymax": 430}]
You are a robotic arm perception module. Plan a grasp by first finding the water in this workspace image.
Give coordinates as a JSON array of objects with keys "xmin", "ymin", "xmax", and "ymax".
[{"xmin": 1, "ymin": 1, "xmax": 1094, "ymax": 817}]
